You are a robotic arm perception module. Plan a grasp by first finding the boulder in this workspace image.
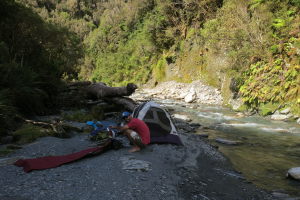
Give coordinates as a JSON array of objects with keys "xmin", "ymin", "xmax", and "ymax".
[
  {"xmin": 271, "ymin": 111, "xmax": 290, "ymax": 121},
  {"xmin": 287, "ymin": 167, "xmax": 300, "ymax": 180},
  {"xmin": 280, "ymin": 108, "xmax": 291, "ymax": 114},
  {"xmin": 198, "ymin": 134, "xmax": 208, "ymax": 138},
  {"xmin": 184, "ymin": 87, "xmax": 197, "ymax": 103},
  {"xmin": 173, "ymin": 114, "xmax": 192, "ymax": 122},
  {"xmin": 297, "ymin": 118, "xmax": 300, "ymax": 125}
]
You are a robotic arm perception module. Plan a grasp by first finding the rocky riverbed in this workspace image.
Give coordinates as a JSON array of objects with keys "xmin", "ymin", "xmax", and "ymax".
[{"xmin": 132, "ymin": 80, "xmax": 223, "ymax": 105}]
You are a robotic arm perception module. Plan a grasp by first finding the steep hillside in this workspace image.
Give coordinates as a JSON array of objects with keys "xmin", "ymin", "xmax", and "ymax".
[{"xmin": 15, "ymin": 0, "xmax": 300, "ymax": 116}]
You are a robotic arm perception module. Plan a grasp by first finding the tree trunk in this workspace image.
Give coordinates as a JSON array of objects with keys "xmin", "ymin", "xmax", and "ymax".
[
  {"xmin": 85, "ymin": 82, "xmax": 137, "ymax": 99},
  {"xmin": 83, "ymin": 82, "xmax": 138, "ymax": 111},
  {"xmin": 106, "ymin": 97, "xmax": 138, "ymax": 112}
]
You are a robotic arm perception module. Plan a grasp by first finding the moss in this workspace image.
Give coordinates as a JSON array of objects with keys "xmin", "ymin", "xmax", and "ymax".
[
  {"xmin": 13, "ymin": 124, "xmax": 47, "ymax": 144},
  {"xmin": 258, "ymin": 102, "xmax": 280, "ymax": 116}
]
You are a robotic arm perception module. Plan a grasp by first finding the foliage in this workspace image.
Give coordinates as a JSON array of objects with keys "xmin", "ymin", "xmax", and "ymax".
[
  {"xmin": 239, "ymin": 61, "xmax": 300, "ymax": 114},
  {"xmin": 153, "ymin": 56, "xmax": 167, "ymax": 82},
  {"xmin": 9, "ymin": 0, "xmax": 300, "ymax": 119},
  {"xmin": 0, "ymin": 0, "xmax": 82, "ymax": 136}
]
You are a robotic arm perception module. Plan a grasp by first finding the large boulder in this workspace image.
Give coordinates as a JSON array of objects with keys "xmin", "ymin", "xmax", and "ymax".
[
  {"xmin": 184, "ymin": 87, "xmax": 197, "ymax": 103},
  {"xmin": 271, "ymin": 111, "xmax": 292, "ymax": 121}
]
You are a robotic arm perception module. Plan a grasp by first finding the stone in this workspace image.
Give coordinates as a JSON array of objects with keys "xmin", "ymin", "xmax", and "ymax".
[
  {"xmin": 229, "ymin": 98, "xmax": 243, "ymax": 111},
  {"xmin": 198, "ymin": 134, "xmax": 208, "ymax": 138},
  {"xmin": 120, "ymin": 157, "xmax": 151, "ymax": 172},
  {"xmin": 287, "ymin": 167, "xmax": 300, "ymax": 180},
  {"xmin": 272, "ymin": 192, "xmax": 290, "ymax": 198},
  {"xmin": 173, "ymin": 114, "xmax": 192, "ymax": 122},
  {"xmin": 184, "ymin": 88, "xmax": 197, "ymax": 103},
  {"xmin": 271, "ymin": 113, "xmax": 290, "ymax": 121},
  {"xmin": 297, "ymin": 118, "xmax": 300, "ymax": 125},
  {"xmin": 190, "ymin": 123, "xmax": 201, "ymax": 127},
  {"xmin": 215, "ymin": 138, "xmax": 240, "ymax": 145},
  {"xmin": 280, "ymin": 108, "xmax": 291, "ymax": 114}
]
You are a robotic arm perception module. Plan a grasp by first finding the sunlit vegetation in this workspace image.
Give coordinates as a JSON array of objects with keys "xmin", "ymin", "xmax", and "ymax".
[{"xmin": 1, "ymin": 0, "xmax": 299, "ymax": 140}]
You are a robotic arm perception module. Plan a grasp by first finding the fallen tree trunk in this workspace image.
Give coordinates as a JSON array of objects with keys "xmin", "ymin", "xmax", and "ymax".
[
  {"xmin": 106, "ymin": 97, "xmax": 138, "ymax": 112},
  {"xmin": 86, "ymin": 82, "xmax": 137, "ymax": 99},
  {"xmin": 82, "ymin": 82, "xmax": 138, "ymax": 111}
]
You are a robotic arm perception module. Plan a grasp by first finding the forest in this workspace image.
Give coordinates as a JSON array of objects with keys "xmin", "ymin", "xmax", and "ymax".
[{"xmin": 1, "ymin": 0, "xmax": 300, "ymax": 137}]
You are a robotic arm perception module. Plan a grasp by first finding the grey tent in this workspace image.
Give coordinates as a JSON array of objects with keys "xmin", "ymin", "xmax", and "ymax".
[{"xmin": 132, "ymin": 101, "xmax": 182, "ymax": 145}]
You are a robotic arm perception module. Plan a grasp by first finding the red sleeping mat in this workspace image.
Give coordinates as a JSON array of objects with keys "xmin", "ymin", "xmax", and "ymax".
[{"xmin": 14, "ymin": 140, "xmax": 112, "ymax": 173}]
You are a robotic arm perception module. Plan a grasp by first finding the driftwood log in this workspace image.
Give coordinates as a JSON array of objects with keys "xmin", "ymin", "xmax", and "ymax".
[
  {"xmin": 86, "ymin": 82, "xmax": 137, "ymax": 98},
  {"xmin": 84, "ymin": 82, "xmax": 138, "ymax": 111},
  {"xmin": 106, "ymin": 97, "xmax": 138, "ymax": 111}
]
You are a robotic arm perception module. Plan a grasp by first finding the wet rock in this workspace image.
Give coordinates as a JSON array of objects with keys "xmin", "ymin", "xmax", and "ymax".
[
  {"xmin": 215, "ymin": 138, "xmax": 240, "ymax": 145},
  {"xmin": 272, "ymin": 192, "xmax": 290, "ymax": 199},
  {"xmin": 286, "ymin": 167, "xmax": 300, "ymax": 180},
  {"xmin": 190, "ymin": 123, "xmax": 201, "ymax": 127},
  {"xmin": 197, "ymin": 134, "xmax": 208, "ymax": 138}
]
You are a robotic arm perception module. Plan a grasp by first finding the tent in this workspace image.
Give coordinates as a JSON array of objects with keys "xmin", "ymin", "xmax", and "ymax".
[{"xmin": 132, "ymin": 101, "xmax": 182, "ymax": 145}]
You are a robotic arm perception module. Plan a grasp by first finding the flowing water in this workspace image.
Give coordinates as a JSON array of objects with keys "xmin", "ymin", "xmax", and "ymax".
[{"xmin": 159, "ymin": 99, "xmax": 300, "ymax": 196}]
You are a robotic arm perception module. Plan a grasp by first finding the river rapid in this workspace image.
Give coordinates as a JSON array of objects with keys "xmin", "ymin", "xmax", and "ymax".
[
  {"xmin": 131, "ymin": 84, "xmax": 300, "ymax": 196},
  {"xmin": 165, "ymin": 100, "xmax": 300, "ymax": 196}
]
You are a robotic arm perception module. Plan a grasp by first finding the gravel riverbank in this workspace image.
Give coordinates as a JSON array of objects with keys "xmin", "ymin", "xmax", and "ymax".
[
  {"xmin": 0, "ymin": 80, "xmax": 286, "ymax": 200},
  {"xmin": 0, "ymin": 118, "xmax": 274, "ymax": 200}
]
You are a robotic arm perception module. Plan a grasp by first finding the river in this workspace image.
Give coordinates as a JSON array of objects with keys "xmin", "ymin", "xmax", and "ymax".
[{"xmin": 158, "ymin": 99, "xmax": 300, "ymax": 196}]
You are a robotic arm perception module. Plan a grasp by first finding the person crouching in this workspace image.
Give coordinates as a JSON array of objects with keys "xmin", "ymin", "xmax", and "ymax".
[{"xmin": 111, "ymin": 112, "xmax": 150, "ymax": 152}]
